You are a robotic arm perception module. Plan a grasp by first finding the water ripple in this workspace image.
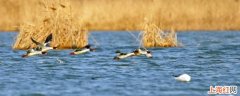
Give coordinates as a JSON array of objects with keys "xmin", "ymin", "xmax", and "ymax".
[{"xmin": 0, "ymin": 31, "xmax": 240, "ymax": 96}]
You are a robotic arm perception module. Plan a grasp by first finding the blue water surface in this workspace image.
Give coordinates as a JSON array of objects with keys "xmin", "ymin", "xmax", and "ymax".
[{"xmin": 0, "ymin": 31, "xmax": 239, "ymax": 96}]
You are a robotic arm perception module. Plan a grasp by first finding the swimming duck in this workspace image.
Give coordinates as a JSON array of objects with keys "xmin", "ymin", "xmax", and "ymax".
[
  {"xmin": 22, "ymin": 34, "xmax": 54, "ymax": 58},
  {"xmin": 174, "ymin": 74, "xmax": 191, "ymax": 82},
  {"xmin": 133, "ymin": 49, "xmax": 142, "ymax": 56},
  {"xmin": 145, "ymin": 51, "xmax": 153, "ymax": 58},
  {"xmin": 70, "ymin": 45, "xmax": 95, "ymax": 55},
  {"xmin": 133, "ymin": 48, "xmax": 153, "ymax": 58},
  {"xmin": 113, "ymin": 50, "xmax": 135, "ymax": 60},
  {"xmin": 30, "ymin": 33, "xmax": 56, "ymax": 53},
  {"xmin": 139, "ymin": 49, "xmax": 153, "ymax": 58},
  {"xmin": 21, "ymin": 49, "xmax": 46, "ymax": 58}
]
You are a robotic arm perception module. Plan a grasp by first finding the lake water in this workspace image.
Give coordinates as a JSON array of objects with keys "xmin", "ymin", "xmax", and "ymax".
[{"xmin": 0, "ymin": 31, "xmax": 239, "ymax": 96}]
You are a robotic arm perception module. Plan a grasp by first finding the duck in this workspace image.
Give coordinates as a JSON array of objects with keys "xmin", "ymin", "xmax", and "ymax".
[
  {"xmin": 22, "ymin": 34, "xmax": 55, "ymax": 58},
  {"xmin": 145, "ymin": 51, "xmax": 153, "ymax": 58},
  {"xmin": 139, "ymin": 49, "xmax": 153, "ymax": 58},
  {"xmin": 70, "ymin": 45, "xmax": 95, "ymax": 55},
  {"xmin": 113, "ymin": 50, "xmax": 135, "ymax": 60},
  {"xmin": 30, "ymin": 33, "xmax": 56, "ymax": 53},
  {"xmin": 133, "ymin": 48, "xmax": 153, "ymax": 58},
  {"xmin": 21, "ymin": 49, "xmax": 46, "ymax": 58},
  {"xmin": 174, "ymin": 74, "xmax": 191, "ymax": 82},
  {"xmin": 133, "ymin": 49, "xmax": 142, "ymax": 56}
]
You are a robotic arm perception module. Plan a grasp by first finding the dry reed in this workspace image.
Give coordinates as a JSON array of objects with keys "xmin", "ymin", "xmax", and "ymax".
[
  {"xmin": 13, "ymin": 0, "xmax": 88, "ymax": 50},
  {"xmin": 141, "ymin": 21, "xmax": 179, "ymax": 48},
  {"xmin": 1, "ymin": 0, "xmax": 240, "ymax": 31}
]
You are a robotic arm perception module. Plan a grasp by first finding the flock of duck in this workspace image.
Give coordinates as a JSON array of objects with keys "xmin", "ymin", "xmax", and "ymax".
[
  {"xmin": 22, "ymin": 34, "xmax": 153, "ymax": 60},
  {"xmin": 21, "ymin": 34, "xmax": 191, "ymax": 82}
]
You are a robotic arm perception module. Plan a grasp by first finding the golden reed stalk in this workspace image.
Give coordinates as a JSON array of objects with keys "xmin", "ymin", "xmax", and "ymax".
[
  {"xmin": 141, "ymin": 20, "xmax": 179, "ymax": 48},
  {"xmin": 1, "ymin": 0, "xmax": 240, "ymax": 31},
  {"xmin": 13, "ymin": 0, "xmax": 88, "ymax": 50}
]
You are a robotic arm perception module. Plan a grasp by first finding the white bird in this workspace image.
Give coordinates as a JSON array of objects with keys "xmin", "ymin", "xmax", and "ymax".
[{"xmin": 174, "ymin": 74, "xmax": 191, "ymax": 82}]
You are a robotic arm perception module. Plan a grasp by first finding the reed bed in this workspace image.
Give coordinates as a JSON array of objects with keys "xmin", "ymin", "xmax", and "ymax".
[
  {"xmin": 13, "ymin": 0, "xmax": 88, "ymax": 50},
  {"xmin": 1, "ymin": 0, "xmax": 240, "ymax": 31},
  {"xmin": 141, "ymin": 21, "xmax": 179, "ymax": 48}
]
